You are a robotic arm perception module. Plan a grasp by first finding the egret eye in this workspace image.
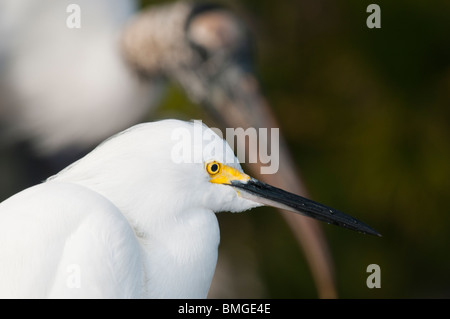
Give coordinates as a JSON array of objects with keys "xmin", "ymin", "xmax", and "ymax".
[{"xmin": 206, "ymin": 161, "xmax": 221, "ymax": 175}]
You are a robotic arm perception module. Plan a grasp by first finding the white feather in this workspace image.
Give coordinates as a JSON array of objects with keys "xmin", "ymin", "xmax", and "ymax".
[{"xmin": 0, "ymin": 120, "xmax": 259, "ymax": 298}]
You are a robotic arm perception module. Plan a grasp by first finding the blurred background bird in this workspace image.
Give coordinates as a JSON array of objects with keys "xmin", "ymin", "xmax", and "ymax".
[{"xmin": 0, "ymin": 0, "xmax": 449, "ymax": 298}]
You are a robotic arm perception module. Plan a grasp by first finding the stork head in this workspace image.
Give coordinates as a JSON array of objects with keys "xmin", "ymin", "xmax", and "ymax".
[{"xmin": 121, "ymin": 2, "xmax": 258, "ymax": 121}]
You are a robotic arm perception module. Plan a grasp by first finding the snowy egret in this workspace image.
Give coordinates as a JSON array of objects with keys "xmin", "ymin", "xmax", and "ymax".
[
  {"xmin": 0, "ymin": 120, "xmax": 379, "ymax": 298},
  {"xmin": 0, "ymin": 0, "xmax": 338, "ymax": 297}
]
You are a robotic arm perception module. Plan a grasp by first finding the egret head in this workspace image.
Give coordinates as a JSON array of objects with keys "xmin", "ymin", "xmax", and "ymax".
[
  {"xmin": 52, "ymin": 120, "xmax": 379, "ymax": 236},
  {"xmin": 50, "ymin": 120, "xmax": 256, "ymax": 221}
]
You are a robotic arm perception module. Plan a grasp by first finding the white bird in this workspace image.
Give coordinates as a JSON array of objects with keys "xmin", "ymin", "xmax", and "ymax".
[{"xmin": 0, "ymin": 120, "xmax": 379, "ymax": 298}]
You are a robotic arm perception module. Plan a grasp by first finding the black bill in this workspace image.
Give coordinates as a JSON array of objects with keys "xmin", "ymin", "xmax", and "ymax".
[{"xmin": 231, "ymin": 178, "xmax": 381, "ymax": 237}]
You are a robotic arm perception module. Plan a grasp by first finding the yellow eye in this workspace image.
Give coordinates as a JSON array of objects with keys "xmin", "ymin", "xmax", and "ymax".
[{"xmin": 206, "ymin": 161, "xmax": 221, "ymax": 176}]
